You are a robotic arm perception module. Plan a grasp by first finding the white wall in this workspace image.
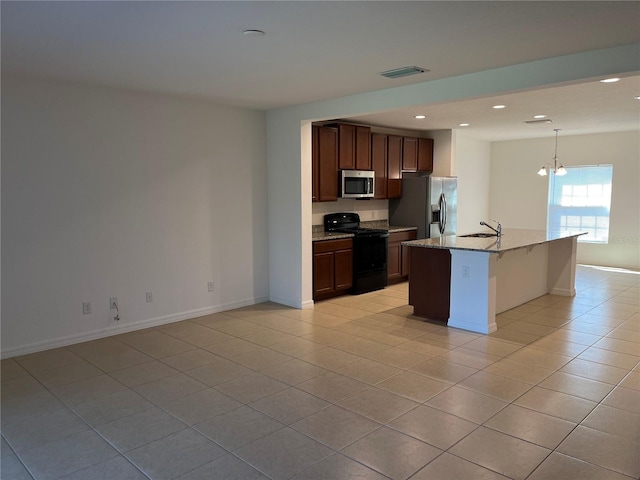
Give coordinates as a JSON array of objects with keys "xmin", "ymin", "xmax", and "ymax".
[
  {"xmin": 1, "ymin": 75, "xmax": 269, "ymax": 356},
  {"xmin": 453, "ymin": 133, "xmax": 492, "ymax": 235},
  {"xmin": 490, "ymin": 131, "xmax": 640, "ymax": 269}
]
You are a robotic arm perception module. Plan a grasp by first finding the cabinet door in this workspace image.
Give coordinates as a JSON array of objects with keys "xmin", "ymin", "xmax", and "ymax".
[
  {"xmin": 338, "ymin": 124, "xmax": 356, "ymax": 170},
  {"xmin": 313, "ymin": 251, "xmax": 335, "ymax": 297},
  {"xmin": 401, "ymin": 244, "xmax": 411, "ymax": 277},
  {"xmin": 355, "ymin": 126, "xmax": 371, "ymax": 170},
  {"xmin": 334, "ymin": 249, "xmax": 353, "ymax": 290},
  {"xmin": 417, "ymin": 138, "xmax": 434, "ymax": 173},
  {"xmin": 312, "ymin": 126, "xmax": 320, "ymax": 202},
  {"xmin": 371, "ymin": 133, "xmax": 388, "ymax": 199},
  {"xmin": 388, "ymin": 231, "xmax": 417, "ymax": 282},
  {"xmin": 387, "ymin": 135, "xmax": 402, "ymax": 199},
  {"xmin": 401, "ymin": 231, "xmax": 417, "ymax": 277},
  {"xmin": 387, "ymin": 242, "xmax": 401, "ymax": 280},
  {"xmin": 409, "ymin": 247, "xmax": 451, "ymax": 321},
  {"xmin": 402, "ymin": 137, "xmax": 418, "ymax": 172},
  {"xmin": 317, "ymin": 126, "xmax": 339, "ymax": 201}
]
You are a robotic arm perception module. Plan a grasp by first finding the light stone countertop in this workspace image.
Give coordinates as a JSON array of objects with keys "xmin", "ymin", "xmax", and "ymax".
[
  {"xmin": 312, "ymin": 224, "xmax": 417, "ymax": 242},
  {"xmin": 312, "ymin": 231, "xmax": 354, "ymax": 241},
  {"xmin": 387, "ymin": 226, "xmax": 419, "ymax": 234},
  {"xmin": 402, "ymin": 228, "xmax": 587, "ymax": 253}
]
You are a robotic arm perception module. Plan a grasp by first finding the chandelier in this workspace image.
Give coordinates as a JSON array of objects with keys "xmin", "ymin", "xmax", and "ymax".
[{"xmin": 537, "ymin": 129, "xmax": 567, "ymax": 176}]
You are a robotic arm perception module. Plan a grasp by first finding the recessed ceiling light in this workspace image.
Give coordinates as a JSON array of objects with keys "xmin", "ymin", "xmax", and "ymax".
[
  {"xmin": 243, "ymin": 29, "xmax": 265, "ymax": 37},
  {"xmin": 414, "ymin": 115, "xmax": 426, "ymax": 119},
  {"xmin": 492, "ymin": 105, "xmax": 506, "ymax": 109},
  {"xmin": 600, "ymin": 77, "xmax": 620, "ymax": 83},
  {"xmin": 635, "ymin": 96, "xmax": 640, "ymax": 100},
  {"xmin": 459, "ymin": 123, "xmax": 470, "ymax": 127},
  {"xmin": 533, "ymin": 114, "xmax": 547, "ymax": 119}
]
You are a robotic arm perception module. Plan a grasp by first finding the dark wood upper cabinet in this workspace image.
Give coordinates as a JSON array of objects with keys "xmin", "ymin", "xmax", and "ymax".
[
  {"xmin": 312, "ymin": 126, "xmax": 319, "ymax": 202},
  {"xmin": 417, "ymin": 137, "xmax": 434, "ymax": 173},
  {"xmin": 387, "ymin": 135, "xmax": 402, "ymax": 199},
  {"xmin": 338, "ymin": 124, "xmax": 355, "ymax": 170},
  {"xmin": 313, "ymin": 122, "xmax": 433, "ymax": 202},
  {"xmin": 338, "ymin": 124, "xmax": 371, "ymax": 170},
  {"xmin": 402, "ymin": 137, "xmax": 418, "ymax": 172},
  {"xmin": 371, "ymin": 133, "xmax": 388, "ymax": 199},
  {"xmin": 313, "ymin": 125, "xmax": 339, "ymax": 202},
  {"xmin": 355, "ymin": 126, "xmax": 371, "ymax": 170}
]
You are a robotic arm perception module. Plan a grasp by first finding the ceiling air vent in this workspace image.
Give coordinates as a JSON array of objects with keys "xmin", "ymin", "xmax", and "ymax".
[
  {"xmin": 380, "ymin": 66, "xmax": 428, "ymax": 79},
  {"xmin": 524, "ymin": 119, "xmax": 553, "ymax": 124}
]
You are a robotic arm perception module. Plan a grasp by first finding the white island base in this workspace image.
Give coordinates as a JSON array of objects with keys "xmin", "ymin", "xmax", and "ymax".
[{"xmin": 404, "ymin": 230, "xmax": 584, "ymax": 335}]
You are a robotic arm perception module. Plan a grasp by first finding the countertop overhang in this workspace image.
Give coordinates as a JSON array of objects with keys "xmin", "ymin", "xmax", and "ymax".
[{"xmin": 402, "ymin": 228, "xmax": 587, "ymax": 253}]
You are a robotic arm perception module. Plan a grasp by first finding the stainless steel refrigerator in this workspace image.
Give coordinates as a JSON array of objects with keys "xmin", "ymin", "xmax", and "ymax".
[{"xmin": 389, "ymin": 174, "xmax": 458, "ymax": 239}]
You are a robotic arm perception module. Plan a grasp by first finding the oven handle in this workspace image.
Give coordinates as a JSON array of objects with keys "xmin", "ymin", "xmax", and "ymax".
[{"xmin": 356, "ymin": 232, "xmax": 389, "ymax": 238}]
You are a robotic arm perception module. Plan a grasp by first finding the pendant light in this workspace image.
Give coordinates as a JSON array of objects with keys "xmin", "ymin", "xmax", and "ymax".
[{"xmin": 537, "ymin": 129, "xmax": 567, "ymax": 176}]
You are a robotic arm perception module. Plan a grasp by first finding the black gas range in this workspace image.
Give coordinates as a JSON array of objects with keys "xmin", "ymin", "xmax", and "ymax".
[{"xmin": 324, "ymin": 212, "xmax": 389, "ymax": 294}]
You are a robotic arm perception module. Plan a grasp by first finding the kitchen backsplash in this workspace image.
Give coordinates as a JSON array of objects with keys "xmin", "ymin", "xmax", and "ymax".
[
  {"xmin": 311, "ymin": 218, "xmax": 389, "ymax": 234},
  {"xmin": 312, "ymin": 198, "xmax": 389, "ymax": 226}
]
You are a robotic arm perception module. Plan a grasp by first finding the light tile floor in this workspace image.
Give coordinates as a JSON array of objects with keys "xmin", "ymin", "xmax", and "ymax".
[{"xmin": 2, "ymin": 265, "xmax": 639, "ymax": 479}]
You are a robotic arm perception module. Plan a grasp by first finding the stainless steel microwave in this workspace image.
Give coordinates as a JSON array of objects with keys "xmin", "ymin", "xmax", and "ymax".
[{"xmin": 340, "ymin": 170, "xmax": 375, "ymax": 199}]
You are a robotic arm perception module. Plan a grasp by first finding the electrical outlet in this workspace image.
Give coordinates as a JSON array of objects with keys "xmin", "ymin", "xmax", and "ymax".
[
  {"xmin": 146, "ymin": 292, "xmax": 153, "ymax": 303},
  {"xmin": 110, "ymin": 297, "xmax": 118, "ymax": 310},
  {"xmin": 462, "ymin": 266, "xmax": 470, "ymax": 278},
  {"xmin": 208, "ymin": 281, "xmax": 215, "ymax": 292},
  {"xmin": 82, "ymin": 302, "xmax": 92, "ymax": 314}
]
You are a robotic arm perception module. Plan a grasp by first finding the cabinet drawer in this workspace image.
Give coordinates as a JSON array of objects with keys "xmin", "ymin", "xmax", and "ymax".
[
  {"xmin": 313, "ymin": 238, "xmax": 353, "ymax": 254},
  {"xmin": 389, "ymin": 230, "xmax": 417, "ymax": 243}
]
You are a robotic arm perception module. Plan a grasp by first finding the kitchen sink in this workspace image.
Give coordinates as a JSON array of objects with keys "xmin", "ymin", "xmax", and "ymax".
[{"xmin": 459, "ymin": 232, "xmax": 498, "ymax": 238}]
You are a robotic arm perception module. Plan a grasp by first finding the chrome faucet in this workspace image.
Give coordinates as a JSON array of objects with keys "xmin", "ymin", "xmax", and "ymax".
[{"xmin": 480, "ymin": 220, "xmax": 502, "ymax": 237}]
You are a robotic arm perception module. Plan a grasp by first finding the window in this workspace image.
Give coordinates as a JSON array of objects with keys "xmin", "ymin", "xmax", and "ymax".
[{"xmin": 547, "ymin": 165, "xmax": 613, "ymax": 243}]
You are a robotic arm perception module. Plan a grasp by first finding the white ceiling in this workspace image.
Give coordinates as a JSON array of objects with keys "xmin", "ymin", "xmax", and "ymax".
[
  {"xmin": 343, "ymin": 76, "xmax": 640, "ymax": 140},
  {"xmin": 2, "ymin": 1, "xmax": 639, "ymax": 141}
]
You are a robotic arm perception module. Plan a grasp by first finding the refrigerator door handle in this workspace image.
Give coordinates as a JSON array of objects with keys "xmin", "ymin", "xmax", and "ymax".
[{"xmin": 439, "ymin": 193, "xmax": 446, "ymax": 235}]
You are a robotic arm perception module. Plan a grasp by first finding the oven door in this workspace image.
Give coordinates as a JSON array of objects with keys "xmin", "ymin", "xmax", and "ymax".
[{"xmin": 353, "ymin": 233, "xmax": 388, "ymax": 274}]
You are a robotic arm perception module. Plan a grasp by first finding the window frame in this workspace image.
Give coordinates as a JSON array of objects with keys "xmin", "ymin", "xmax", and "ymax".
[{"xmin": 546, "ymin": 164, "xmax": 613, "ymax": 244}]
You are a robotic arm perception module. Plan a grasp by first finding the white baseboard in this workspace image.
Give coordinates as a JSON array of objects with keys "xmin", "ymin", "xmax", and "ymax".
[
  {"xmin": 549, "ymin": 287, "xmax": 576, "ymax": 296},
  {"xmin": 268, "ymin": 295, "xmax": 306, "ymax": 309},
  {"xmin": 447, "ymin": 318, "xmax": 498, "ymax": 335},
  {"xmin": 1, "ymin": 296, "xmax": 270, "ymax": 359}
]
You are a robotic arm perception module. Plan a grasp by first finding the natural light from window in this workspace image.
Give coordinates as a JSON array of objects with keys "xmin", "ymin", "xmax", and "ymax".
[{"xmin": 547, "ymin": 165, "xmax": 613, "ymax": 243}]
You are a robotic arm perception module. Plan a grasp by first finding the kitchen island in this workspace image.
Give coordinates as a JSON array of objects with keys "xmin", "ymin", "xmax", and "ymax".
[{"xmin": 403, "ymin": 229, "xmax": 586, "ymax": 334}]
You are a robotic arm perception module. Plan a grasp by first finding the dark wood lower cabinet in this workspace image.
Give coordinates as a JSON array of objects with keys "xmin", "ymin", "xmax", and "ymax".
[
  {"xmin": 313, "ymin": 238, "xmax": 353, "ymax": 301},
  {"xmin": 388, "ymin": 243, "xmax": 401, "ymax": 280},
  {"xmin": 334, "ymin": 249, "xmax": 353, "ymax": 291},
  {"xmin": 387, "ymin": 230, "xmax": 417, "ymax": 284},
  {"xmin": 313, "ymin": 251, "xmax": 335, "ymax": 297},
  {"xmin": 408, "ymin": 246, "xmax": 451, "ymax": 322}
]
